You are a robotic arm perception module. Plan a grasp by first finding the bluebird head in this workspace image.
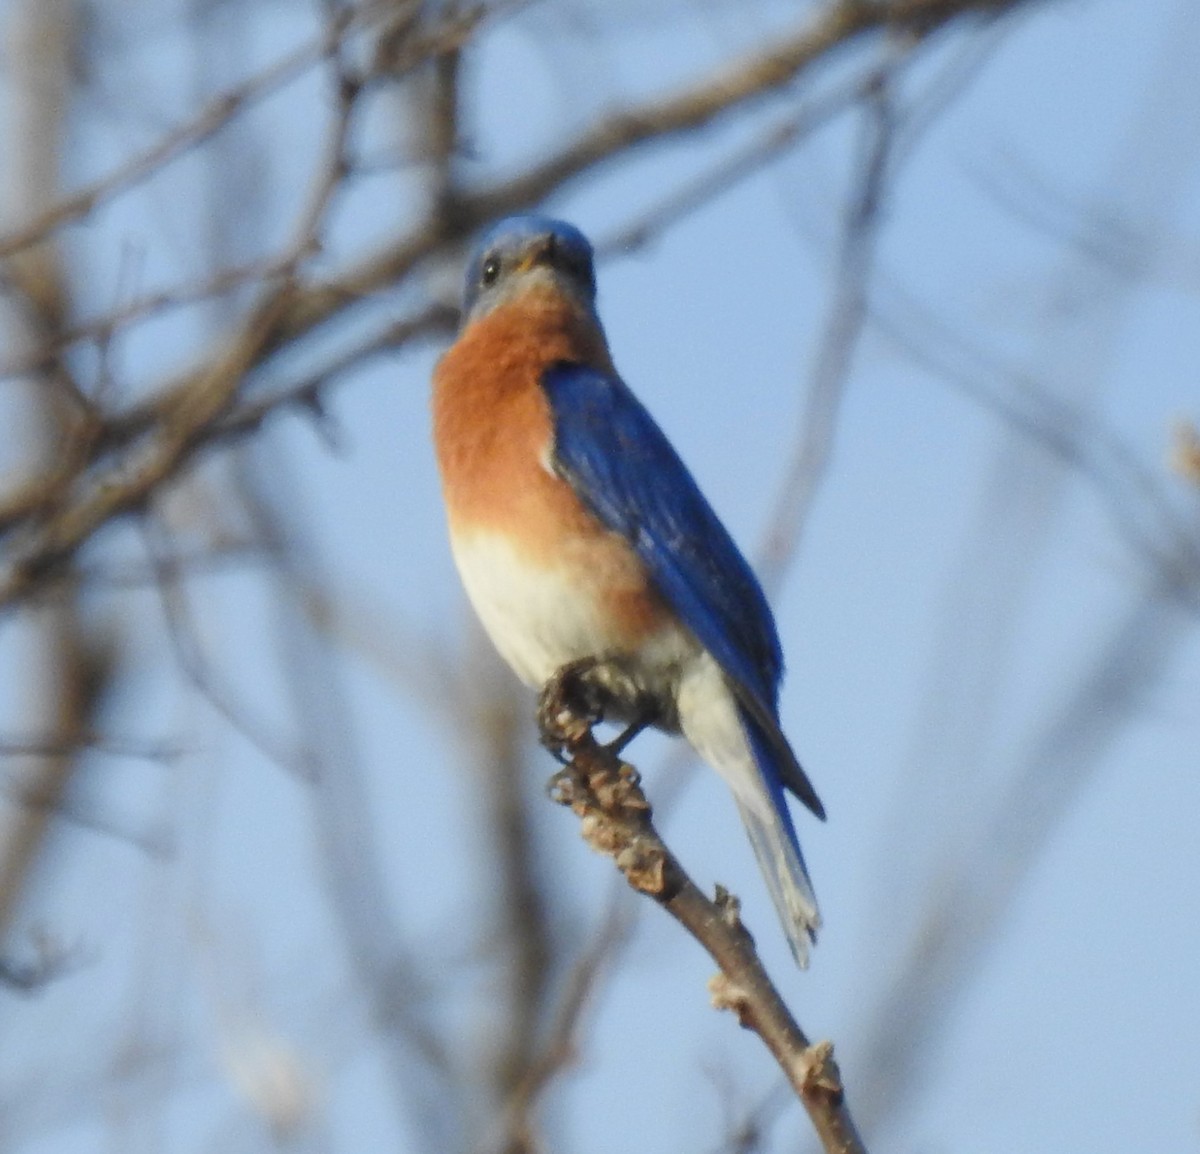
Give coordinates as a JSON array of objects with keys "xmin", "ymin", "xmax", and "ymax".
[{"xmin": 461, "ymin": 215, "xmax": 597, "ymax": 324}]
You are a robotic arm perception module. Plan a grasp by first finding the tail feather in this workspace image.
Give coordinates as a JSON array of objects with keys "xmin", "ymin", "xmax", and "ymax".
[
  {"xmin": 739, "ymin": 717, "xmax": 821, "ymax": 967},
  {"xmin": 675, "ymin": 656, "xmax": 820, "ymax": 966}
]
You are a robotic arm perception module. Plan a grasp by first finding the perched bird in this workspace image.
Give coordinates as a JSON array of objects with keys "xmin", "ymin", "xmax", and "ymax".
[{"xmin": 431, "ymin": 215, "xmax": 825, "ymax": 964}]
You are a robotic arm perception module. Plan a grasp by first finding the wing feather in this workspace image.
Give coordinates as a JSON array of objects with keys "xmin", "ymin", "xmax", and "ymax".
[{"xmin": 541, "ymin": 362, "xmax": 824, "ymax": 818}]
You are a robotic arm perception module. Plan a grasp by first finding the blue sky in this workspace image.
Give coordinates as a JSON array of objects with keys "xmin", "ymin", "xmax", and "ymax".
[{"xmin": 1, "ymin": 1, "xmax": 1198, "ymax": 1151}]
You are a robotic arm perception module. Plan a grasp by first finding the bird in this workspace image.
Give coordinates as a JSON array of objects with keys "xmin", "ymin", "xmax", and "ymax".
[{"xmin": 431, "ymin": 214, "xmax": 825, "ymax": 965}]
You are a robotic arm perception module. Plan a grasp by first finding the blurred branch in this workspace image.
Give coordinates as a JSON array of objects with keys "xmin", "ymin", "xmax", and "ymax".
[
  {"xmin": 596, "ymin": 68, "xmax": 884, "ymax": 259},
  {"xmin": 0, "ymin": 7, "xmax": 357, "ymax": 262},
  {"xmin": 234, "ymin": 441, "xmax": 466, "ymax": 1148},
  {"xmin": 0, "ymin": 932, "xmax": 77, "ymax": 994},
  {"xmin": 141, "ymin": 512, "xmax": 307, "ymax": 776},
  {"xmin": 756, "ymin": 10, "xmax": 1011, "ymax": 594},
  {"xmin": 759, "ymin": 59, "xmax": 897, "ymax": 596},
  {"xmin": 0, "ymin": 768, "xmax": 168, "ymax": 857},
  {"xmin": 424, "ymin": 1, "xmax": 465, "ymax": 217},
  {"xmin": 869, "ymin": 277, "xmax": 1200, "ymax": 603},
  {"xmin": 0, "ymin": 733, "xmax": 180, "ymax": 761},
  {"xmin": 0, "ymin": 287, "xmax": 294, "ymax": 610},
  {"xmin": 538, "ymin": 692, "xmax": 868, "ymax": 1154},
  {"xmin": 1170, "ymin": 420, "xmax": 1200, "ymax": 489},
  {"xmin": 463, "ymin": 658, "xmax": 556, "ymax": 1154},
  {"xmin": 211, "ymin": 302, "xmax": 458, "ymax": 444},
  {"xmin": 0, "ymin": 256, "xmax": 287, "ymax": 384},
  {"xmin": 709, "ymin": 1081, "xmax": 793, "ymax": 1154},
  {"xmin": 856, "ymin": 580, "xmax": 1194, "ymax": 1136},
  {"xmin": 464, "ymin": 0, "xmax": 1022, "ymax": 226},
  {"xmin": 0, "ymin": 621, "xmax": 115, "ymax": 932},
  {"xmin": 0, "ymin": 0, "xmax": 116, "ymax": 958},
  {"xmin": 0, "ymin": 0, "xmax": 1024, "ymax": 616},
  {"xmin": 855, "ymin": 9, "xmax": 1200, "ymax": 1139},
  {"xmin": 492, "ymin": 894, "xmax": 635, "ymax": 1154}
]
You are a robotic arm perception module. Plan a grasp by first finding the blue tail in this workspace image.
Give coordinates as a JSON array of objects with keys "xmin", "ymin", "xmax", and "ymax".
[{"xmin": 738, "ymin": 714, "xmax": 821, "ymax": 966}]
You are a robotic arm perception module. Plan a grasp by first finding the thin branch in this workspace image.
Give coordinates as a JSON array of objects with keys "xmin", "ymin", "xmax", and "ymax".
[
  {"xmin": 1170, "ymin": 420, "xmax": 1200, "ymax": 488},
  {"xmin": 233, "ymin": 440, "xmax": 467, "ymax": 1146},
  {"xmin": 0, "ymin": 732, "xmax": 182, "ymax": 761},
  {"xmin": 0, "ymin": 0, "xmax": 1021, "ymax": 614},
  {"xmin": 212, "ymin": 302, "xmax": 458, "ymax": 444},
  {"xmin": 0, "ymin": 8, "xmax": 357, "ymax": 262},
  {"xmin": 868, "ymin": 276, "xmax": 1200, "ymax": 602},
  {"xmin": 0, "ymin": 0, "xmax": 112, "ymax": 955},
  {"xmin": 538, "ymin": 696, "xmax": 868, "ymax": 1154},
  {"xmin": 0, "ymin": 933, "xmax": 79, "ymax": 994},
  {"xmin": 0, "ymin": 771, "xmax": 169, "ymax": 857},
  {"xmin": 110, "ymin": 0, "xmax": 1019, "ymax": 434},
  {"xmin": 464, "ymin": 0, "xmax": 1021, "ymax": 226},
  {"xmin": 466, "ymin": 662, "xmax": 555, "ymax": 1144},
  {"xmin": 0, "ymin": 284, "xmax": 295, "ymax": 609},
  {"xmin": 487, "ymin": 893, "xmax": 636, "ymax": 1154},
  {"xmin": 758, "ymin": 59, "xmax": 897, "ymax": 596},
  {"xmin": 855, "ymin": 582, "xmax": 1194, "ymax": 1136},
  {"xmin": 0, "ymin": 255, "xmax": 289, "ymax": 384},
  {"xmin": 595, "ymin": 68, "xmax": 885, "ymax": 260},
  {"xmin": 140, "ymin": 513, "xmax": 309, "ymax": 778}
]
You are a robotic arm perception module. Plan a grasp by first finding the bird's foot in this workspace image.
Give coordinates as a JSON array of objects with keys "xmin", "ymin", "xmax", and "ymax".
[
  {"xmin": 537, "ymin": 657, "xmax": 607, "ymax": 760},
  {"xmin": 605, "ymin": 709, "xmax": 653, "ymax": 757}
]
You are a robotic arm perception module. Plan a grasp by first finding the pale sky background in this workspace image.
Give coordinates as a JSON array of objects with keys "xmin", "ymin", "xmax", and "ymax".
[{"xmin": 1, "ymin": 1, "xmax": 1198, "ymax": 1152}]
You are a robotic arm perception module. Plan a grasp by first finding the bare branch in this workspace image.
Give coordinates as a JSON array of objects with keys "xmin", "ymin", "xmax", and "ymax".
[
  {"xmin": 0, "ymin": 0, "xmax": 115, "ymax": 956},
  {"xmin": 1170, "ymin": 419, "xmax": 1200, "ymax": 488},
  {"xmin": 596, "ymin": 68, "xmax": 883, "ymax": 259},
  {"xmin": 759, "ymin": 58, "xmax": 898, "ymax": 595},
  {"xmin": 538, "ymin": 696, "xmax": 868, "ymax": 1154},
  {"xmin": 0, "ymin": 932, "xmax": 79, "ymax": 994},
  {"xmin": 466, "ymin": 0, "xmax": 1022, "ymax": 225},
  {"xmin": 0, "ymin": 0, "xmax": 1020, "ymax": 617},
  {"xmin": 0, "ymin": 8, "xmax": 357, "ymax": 262}
]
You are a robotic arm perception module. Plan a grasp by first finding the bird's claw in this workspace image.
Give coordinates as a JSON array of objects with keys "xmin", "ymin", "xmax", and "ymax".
[
  {"xmin": 537, "ymin": 657, "xmax": 607, "ymax": 759},
  {"xmin": 604, "ymin": 710, "xmax": 652, "ymax": 756}
]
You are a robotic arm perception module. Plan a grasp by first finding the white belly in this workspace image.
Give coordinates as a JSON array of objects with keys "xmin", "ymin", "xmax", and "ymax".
[{"xmin": 450, "ymin": 529, "xmax": 695, "ymax": 691}]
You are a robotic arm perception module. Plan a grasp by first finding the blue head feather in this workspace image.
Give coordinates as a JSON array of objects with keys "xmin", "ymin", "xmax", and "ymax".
[{"xmin": 462, "ymin": 215, "xmax": 596, "ymax": 322}]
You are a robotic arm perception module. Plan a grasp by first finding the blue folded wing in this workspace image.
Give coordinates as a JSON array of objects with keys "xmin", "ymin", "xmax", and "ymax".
[
  {"xmin": 541, "ymin": 363, "xmax": 780, "ymax": 708},
  {"xmin": 541, "ymin": 362, "xmax": 823, "ymax": 819}
]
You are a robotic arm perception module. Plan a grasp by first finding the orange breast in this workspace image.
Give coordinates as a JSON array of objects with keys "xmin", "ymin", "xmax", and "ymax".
[{"xmin": 432, "ymin": 287, "xmax": 671, "ymax": 643}]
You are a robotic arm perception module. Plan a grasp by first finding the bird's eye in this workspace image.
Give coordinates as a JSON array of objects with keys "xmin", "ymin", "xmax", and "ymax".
[{"xmin": 481, "ymin": 256, "xmax": 501, "ymax": 286}]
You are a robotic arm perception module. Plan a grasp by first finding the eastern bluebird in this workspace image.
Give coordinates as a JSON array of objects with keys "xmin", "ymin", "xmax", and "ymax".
[{"xmin": 432, "ymin": 215, "xmax": 824, "ymax": 965}]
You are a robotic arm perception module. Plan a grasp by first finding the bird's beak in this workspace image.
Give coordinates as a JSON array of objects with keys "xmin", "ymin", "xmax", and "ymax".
[{"xmin": 514, "ymin": 234, "xmax": 557, "ymax": 274}]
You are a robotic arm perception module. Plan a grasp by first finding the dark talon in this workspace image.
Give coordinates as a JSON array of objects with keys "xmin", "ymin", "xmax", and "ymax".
[
  {"xmin": 605, "ymin": 710, "xmax": 653, "ymax": 756},
  {"xmin": 537, "ymin": 657, "xmax": 606, "ymax": 756},
  {"xmin": 537, "ymin": 657, "xmax": 662, "ymax": 760}
]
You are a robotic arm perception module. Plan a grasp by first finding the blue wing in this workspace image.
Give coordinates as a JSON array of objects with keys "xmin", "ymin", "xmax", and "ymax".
[{"xmin": 541, "ymin": 362, "xmax": 824, "ymax": 820}]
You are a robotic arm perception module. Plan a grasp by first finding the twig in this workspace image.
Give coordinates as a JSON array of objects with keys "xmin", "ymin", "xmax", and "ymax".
[
  {"xmin": 758, "ymin": 59, "xmax": 898, "ymax": 596},
  {"xmin": 1170, "ymin": 420, "xmax": 1200, "ymax": 488},
  {"xmin": 0, "ymin": 0, "xmax": 1021, "ymax": 612},
  {"xmin": 0, "ymin": 255, "xmax": 289, "ymax": 384},
  {"xmin": 867, "ymin": 274, "xmax": 1200, "ymax": 597},
  {"xmin": 0, "ymin": 932, "xmax": 79, "ymax": 994},
  {"xmin": 467, "ymin": 0, "xmax": 1020, "ymax": 225},
  {"xmin": 538, "ymin": 694, "xmax": 868, "ymax": 1154},
  {"xmin": 487, "ymin": 893, "xmax": 635, "ymax": 1154},
  {"xmin": 0, "ymin": 0, "xmax": 113, "ymax": 955},
  {"xmin": 233, "ymin": 437, "xmax": 466, "ymax": 1146},
  {"xmin": 0, "ymin": 286, "xmax": 294, "ymax": 610},
  {"xmin": 595, "ymin": 69, "xmax": 885, "ymax": 260},
  {"xmin": 0, "ymin": 9, "xmax": 357, "ymax": 261},
  {"xmin": 466, "ymin": 660, "xmax": 555, "ymax": 1145},
  {"xmin": 109, "ymin": 0, "xmax": 1022, "ymax": 441},
  {"xmin": 212, "ymin": 302, "xmax": 458, "ymax": 444},
  {"xmin": 140, "ymin": 513, "xmax": 309, "ymax": 778},
  {"xmin": 0, "ymin": 731, "xmax": 181, "ymax": 761}
]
